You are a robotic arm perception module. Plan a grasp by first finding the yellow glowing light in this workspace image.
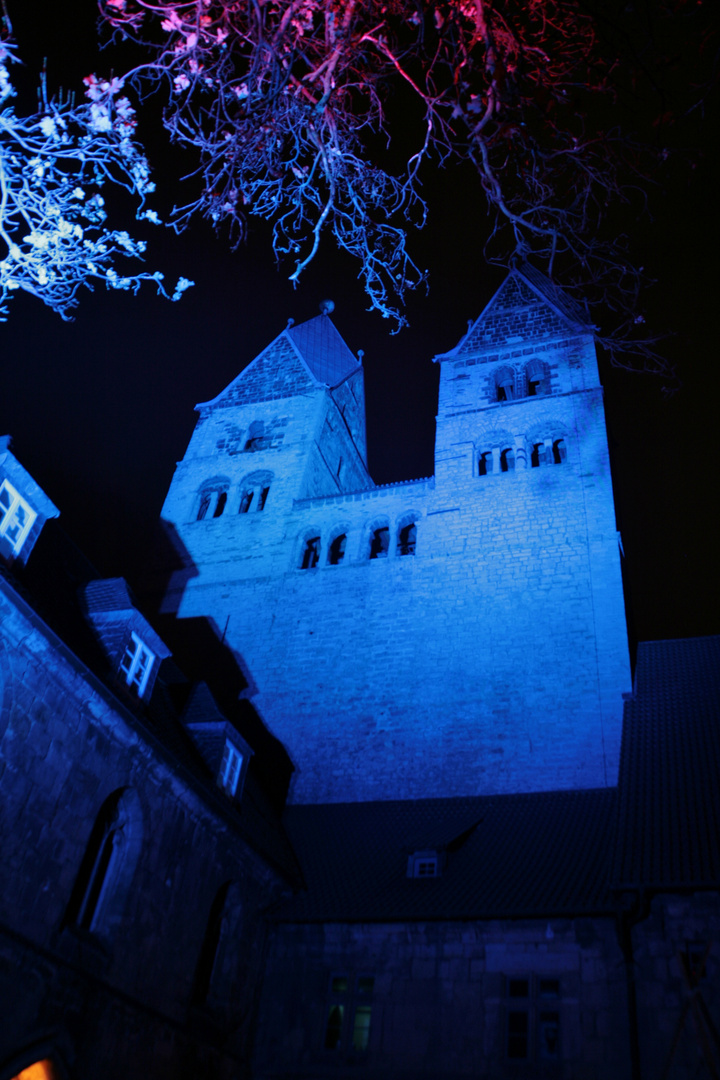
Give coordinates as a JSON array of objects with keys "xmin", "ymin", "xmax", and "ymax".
[{"xmin": 12, "ymin": 1061, "xmax": 57, "ymax": 1080}]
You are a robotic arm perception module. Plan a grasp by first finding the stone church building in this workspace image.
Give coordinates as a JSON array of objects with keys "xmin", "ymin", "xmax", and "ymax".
[{"xmin": 0, "ymin": 267, "xmax": 718, "ymax": 1080}]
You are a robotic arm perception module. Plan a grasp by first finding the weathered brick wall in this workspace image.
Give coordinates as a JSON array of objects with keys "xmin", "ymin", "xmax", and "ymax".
[
  {"xmin": 161, "ymin": 286, "xmax": 630, "ymax": 804},
  {"xmin": 632, "ymin": 893, "xmax": 720, "ymax": 1079},
  {"xmin": 0, "ymin": 587, "xmax": 283, "ymax": 1079},
  {"xmin": 253, "ymin": 917, "xmax": 630, "ymax": 1080}
]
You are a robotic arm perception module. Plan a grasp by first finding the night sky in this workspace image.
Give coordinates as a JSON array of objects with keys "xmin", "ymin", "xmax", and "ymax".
[{"xmin": 1, "ymin": 1, "xmax": 718, "ymax": 655}]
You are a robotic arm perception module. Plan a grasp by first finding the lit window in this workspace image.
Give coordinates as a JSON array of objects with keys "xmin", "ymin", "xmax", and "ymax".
[
  {"xmin": 119, "ymin": 631, "xmax": 155, "ymax": 697},
  {"xmin": 324, "ymin": 975, "xmax": 374, "ymax": 1054},
  {"xmin": 0, "ymin": 479, "xmax": 37, "ymax": 554},
  {"xmin": 218, "ymin": 740, "xmax": 244, "ymax": 796}
]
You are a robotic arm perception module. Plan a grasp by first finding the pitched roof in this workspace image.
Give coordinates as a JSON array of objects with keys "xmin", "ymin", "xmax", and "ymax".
[
  {"xmin": 613, "ymin": 635, "xmax": 720, "ymax": 890},
  {"xmin": 287, "ymin": 313, "xmax": 361, "ymax": 387},
  {"xmin": 275, "ymin": 788, "xmax": 617, "ymax": 922}
]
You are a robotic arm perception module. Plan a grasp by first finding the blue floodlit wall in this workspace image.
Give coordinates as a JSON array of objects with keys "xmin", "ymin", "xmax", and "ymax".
[
  {"xmin": 0, "ymin": 579, "xmax": 283, "ymax": 1079},
  {"xmin": 161, "ymin": 272, "xmax": 631, "ymax": 804}
]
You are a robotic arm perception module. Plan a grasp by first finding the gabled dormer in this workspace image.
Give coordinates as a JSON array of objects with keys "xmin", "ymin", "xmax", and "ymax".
[
  {"xmin": 80, "ymin": 578, "xmax": 171, "ymax": 701},
  {"xmin": 182, "ymin": 682, "xmax": 253, "ymax": 802},
  {"xmin": 0, "ymin": 435, "xmax": 59, "ymax": 565}
]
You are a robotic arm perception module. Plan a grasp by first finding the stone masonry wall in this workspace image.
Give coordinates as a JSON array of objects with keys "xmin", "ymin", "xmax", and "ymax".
[
  {"xmin": 161, "ymin": 292, "xmax": 630, "ymax": 804},
  {"xmin": 632, "ymin": 893, "xmax": 720, "ymax": 1079},
  {"xmin": 253, "ymin": 917, "xmax": 630, "ymax": 1080},
  {"xmin": 0, "ymin": 585, "xmax": 283, "ymax": 1080}
]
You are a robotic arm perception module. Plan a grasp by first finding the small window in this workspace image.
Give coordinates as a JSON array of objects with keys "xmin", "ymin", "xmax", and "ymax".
[
  {"xmin": 369, "ymin": 526, "xmax": 389, "ymax": 560},
  {"xmin": 213, "ymin": 490, "xmax": 227, "ymax": 517},
  {"xmin": 258, "ymin": 486, "xmax": 270, "ymax": 510},
  {"xmin": 238, "ymin": 489, "xmax": 254, "ymax": 514},
  {"xmin": 478, "ymin": 451, "xmax": 492, "ymax": 477},
  {"xmin": 407, "ymin": 851, "xmax": 439, "ymax": 878},
  {"xmin": 325, "ymin": 1004, "xmax": 344, "ymax": 1049},
  {"xmin": 244, "ymin": 420, "xmax": 266, "ymax": 452},
  {"xmin": 507, "ymin": 1010, "xmax": 529, "ymax": 1059},
  {"xmin": 553, "ymin": 438, "xmax": 567, "ymax": 464},
  {"xmin": 0, "ymin": 478, "xmax": 37, "ymax": 554},
  {"xmin": 328, "ymin": 533, "xmax": 347, "ymax": 566},
  {"xmin": 496, "ymin": 368, "xmax": 515, "ymax": 402},
  {"xmin": 219, "ymin": 740, "xmax": 244, "ymax": 797},
  {"xmin": 197, "ymin": 491, "xmax": 212, "ymax": 521},
  {"xmin": 119, "ymin": 631, "xmax": 155, "ymax": 697},
  {"xmin": 500, "ymin": 447, "xmax": 515, "ymax": 473},
  {"xmin": 539, "ymin": 1012, "xmax": 560, "ymax": 1059},
  {"xmin": 301, "ymin": 536, "xmax": 321, "ymax": 569},
  {"xmin": 527, "ymin": 360, "xmax": 548, "ymax": 397},
  {"xmin": 352, "ymin": 1005, "xmax": 372, "ymax": 1052},
  {"xmin": 397, "ymin": 522, "xmax": 417, "ymax": 557},
  {"xmin": 531, "ymin": 442, "xmax": 546, "ymax": 468}
]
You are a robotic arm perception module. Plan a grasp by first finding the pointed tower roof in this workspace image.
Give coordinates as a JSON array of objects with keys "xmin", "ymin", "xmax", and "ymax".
[
  {"xmin": 287, "ymin": 313, "xmax": 360, "ymax": 387},
  {"xmin": 436, "ymin": 264, "xmax": 592, "ymax": 362},
  {"xmin": 198, "ymin": 311, "xmax": 361, "ymax": 411}
]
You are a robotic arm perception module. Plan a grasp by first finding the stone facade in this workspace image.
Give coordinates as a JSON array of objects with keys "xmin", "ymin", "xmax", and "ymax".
[
  {"xmin": 0, "ymin": 573, "xmax": 288, "ymax": 1080},
  {"xmin": 254, "ymin": 918, "xmax": 630, "ymax": 1080},
  {"xmin": 161, "ymin": 269, "xmax": 631, "ymax": 804}
]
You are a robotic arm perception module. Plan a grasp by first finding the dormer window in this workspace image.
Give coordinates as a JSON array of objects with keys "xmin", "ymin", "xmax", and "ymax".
[
  {"xmin": 0, "ymin": 478, "xmax": 37, "ymax": 555},
  {"xmin": 218, "ymin": 739, "xmax": 244, "ymax": 797},
  {"xmin": 119, "ymin": 632, "xmax": 155, "ymax": 697},
  {"xmin": 407, "ymin": 850, "xmax": 440, "ymax": 878}
]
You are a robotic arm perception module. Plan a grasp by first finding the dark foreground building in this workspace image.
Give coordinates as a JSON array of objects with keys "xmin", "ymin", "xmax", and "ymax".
[{"xmin": 1, "ymin": 272, "xmax": 718, "ymax": 1080}]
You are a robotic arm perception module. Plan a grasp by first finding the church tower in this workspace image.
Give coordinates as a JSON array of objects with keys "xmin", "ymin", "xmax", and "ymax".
[{"xmin": 161, "ymin": 268, "xmax": 631, "ymax": 804}]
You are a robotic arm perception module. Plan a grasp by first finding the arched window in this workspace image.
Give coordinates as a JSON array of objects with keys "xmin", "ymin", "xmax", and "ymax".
[
  {"xmin": 369, "ymin": 526, "xmax": 389, "ymax": 560},
  {"xmin": 500, "ymin": 447, "xmax": 515, "ymax": 473},
  {"xmin": 301, "ymin": 536, "xmax": 321, "ymax": 569},
  {"xmin": 531, "ymin": 442, "xmax": 547, "ymax": 468},
  {"xmin": 196, "ymin": 478, "xmax": 230, "ymax": 521},
  {"xmin": 328, "ymin": 533, "xmax": 347, "ymax": 566},
  {"xmin": 397, "ymin": 518, "xmax": 418, "ymax": 557},
  {"xmin": 478, "ymin": 451, "xmax": 492, "ymax": 477},
  {"xmin": 65, "ymin": 789, "xmax": 143, "ymax": 937},
  {"xmin": 238, "ymin": 471, "xmax": 273, "ymax": 514},
  {"xmin": 193, "ymin": 882, "xmax": 244, "ymax": 1011},
  {"xmin": 495, "ymin": 367, "xmax": 516, "ymax": 402},
  {"xmin": 553, "ymin": 438, "xmax": 567, "ymax": 464},
  {"xmin": 244, "ymin": 420, "xmax": 266, "ymax": 452},
  {"xmin": 526, "ymin": 359, "xmax": 549, "ymax": 397}
]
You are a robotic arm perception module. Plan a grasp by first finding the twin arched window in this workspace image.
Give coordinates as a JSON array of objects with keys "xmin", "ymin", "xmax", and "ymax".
[
  {"xmin": 298, "ymin": 517, "xmax": 419, "ymax": 569},
  {"xmin": 196, "ymin": 478, "xmax": 230, "ymax": 521},
  {"xmin": 196, "ymin": 472, "xmax": 272, "ymax": 519},
  {"xmin": 478, "ymin": 436, "xmax": 567, "ymax": 476},
  {"xmin": 494, "ymin": 360, "xmax": 550, "ymax": 402}
]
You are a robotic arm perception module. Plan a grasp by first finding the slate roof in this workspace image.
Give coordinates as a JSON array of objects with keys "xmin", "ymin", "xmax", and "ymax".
[
  {"xmin": 515, "ymin": 262, "xmax": 592, "ymax": 329},
  {"xmin": 275, "ymin": 788, "xmax": 617, "ymax": 922},
  {"xmin": 613, "ymin": 635, "xmax": 720, "ymax": 890},
  {"xmin": 287, "ymin": 313, "xmax": 361, "ymax": 388}
]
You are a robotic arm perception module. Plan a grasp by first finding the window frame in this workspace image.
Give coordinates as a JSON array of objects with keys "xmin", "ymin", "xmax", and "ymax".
[
  {"xmin": 119, "ymin": 631, "xmax": 155, "ymax": 698},
  {"xmin": 0, "ymin": 478, "xmax": 37, "ymax": 554},
  {"xmin": 218, "ymin": 739, "xmax": 244, "ymax": 797}
]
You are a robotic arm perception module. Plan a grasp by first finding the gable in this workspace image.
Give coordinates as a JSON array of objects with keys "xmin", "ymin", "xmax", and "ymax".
[
  {"xmin": 445, "ymin": 269, "xmax": 590, "ymax": 359},
  {"xmin": 201, "ymin": 335, "xmax": 316, "ymax": 410}
]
